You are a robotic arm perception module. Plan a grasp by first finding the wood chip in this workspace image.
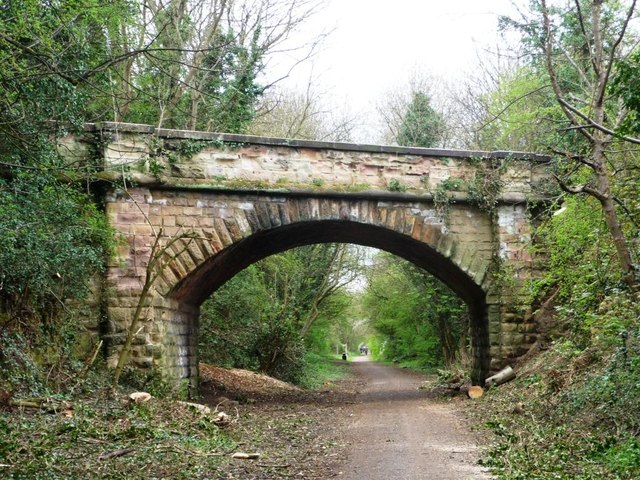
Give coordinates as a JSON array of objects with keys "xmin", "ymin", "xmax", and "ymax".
[{"xmin": 213, "ymin": 411, "xmax": 231, "ymax": 426}]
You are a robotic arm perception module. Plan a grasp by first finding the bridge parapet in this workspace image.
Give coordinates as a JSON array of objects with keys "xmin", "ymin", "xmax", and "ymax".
[{"xmin": 65, "ymin": 122, "xmax": 550, "ymax": 203}]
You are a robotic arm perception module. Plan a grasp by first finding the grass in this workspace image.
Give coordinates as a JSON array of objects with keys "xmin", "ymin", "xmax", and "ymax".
[
  {"xmin": 371, "ymin": 355, "xmax": 441, "ymax": 374},
  {"xmin": 392, "ymin": 358, "xmax": 441, "ymax": 373},
  {"xmin": 297, "ymin": 352, "xmax": 350, "ymax": 389}
]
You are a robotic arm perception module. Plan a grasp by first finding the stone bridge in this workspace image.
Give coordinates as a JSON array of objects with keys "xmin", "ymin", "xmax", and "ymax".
[{"xmin": 67, "ymin": 122, "xmax": 551, "ymax": 385}]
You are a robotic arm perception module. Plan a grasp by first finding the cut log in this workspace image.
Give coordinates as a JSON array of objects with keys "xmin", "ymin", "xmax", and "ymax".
[
  {"xmin": 128, "ymin": 392, "xmax": 152, "ymax": 404},
  {"xmin": 232, "ymin": 452, "xmax": 261, "ymax": 459},
  {"xmin": 485, "ymin": 366, "xmax": 516, "ymax": 387},
  {"xmin": 9, "ymin": 398, "xmax": 71, "ymax": 413},
  {"xmin": 467, "ymin": 386, "xmax": 484, "ymax": 399}
]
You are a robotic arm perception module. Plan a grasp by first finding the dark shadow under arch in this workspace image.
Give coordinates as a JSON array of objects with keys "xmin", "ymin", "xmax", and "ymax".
[{"xmin": 171, "ymin": 220, "xmax": 490, "ymax": 383}]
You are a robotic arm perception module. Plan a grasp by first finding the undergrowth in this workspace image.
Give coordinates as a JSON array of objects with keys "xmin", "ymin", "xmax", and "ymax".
[
  {"xmin": 464, "ymin": 195, "xmax": 640, "ymax": 479},
  {"xmin": 469, "ymin": 318, "xmax": 640, "ymax": 479},
  {"xmin": 0, "ymin": 326, "xmax": 236, "ymax": 479},
  {"xmin": 0, "ymin": 371, "xmax": 235, "ymax": 479}
]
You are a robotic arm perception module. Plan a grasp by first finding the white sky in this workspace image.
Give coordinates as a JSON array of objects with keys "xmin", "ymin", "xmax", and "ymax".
[{"xmin": 263, "ymin": 0, "xmax": 523, "ymax": 141}]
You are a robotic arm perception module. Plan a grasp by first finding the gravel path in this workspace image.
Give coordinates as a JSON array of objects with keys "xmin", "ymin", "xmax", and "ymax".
[{"xmin": 336, "ymin": 357, "xmax": 492, "ymax": 480}]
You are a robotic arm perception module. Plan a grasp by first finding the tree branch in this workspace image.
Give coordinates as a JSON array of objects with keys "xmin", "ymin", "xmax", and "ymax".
[
  {"xmin": 474, "ymin": 84, "xmax": 552, "ymax": 134},
  {"xmin": 557, "ymin": 98, "xmax": 640, "ymax": 145},
  {"xmin": 553, "ymin": 174, "xmax": 606, "ymax": 201},
  {"xmin": 596, "ymin": 0, "xmax": 638, "ymax": 108}
]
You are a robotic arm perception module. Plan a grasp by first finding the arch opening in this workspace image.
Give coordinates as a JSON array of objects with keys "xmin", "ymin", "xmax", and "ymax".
[{"xmin": 169, "ymin": 220, "xmax": 490, "ymax": 384}]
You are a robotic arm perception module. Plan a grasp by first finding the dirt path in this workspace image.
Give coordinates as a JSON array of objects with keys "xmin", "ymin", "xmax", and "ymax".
[
  {"xmin": 199, "ymin": 359, "xmax": 492, "ymax": 479},
  {"xmin": 336, "ymin": 357, "xmax": 492, "ymax": 480}
]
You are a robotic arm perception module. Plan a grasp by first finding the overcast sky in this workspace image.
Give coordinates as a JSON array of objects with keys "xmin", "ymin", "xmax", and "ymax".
[{"xmin": 263, "ymin": 0, "xmax": 523, "ymax": 142}]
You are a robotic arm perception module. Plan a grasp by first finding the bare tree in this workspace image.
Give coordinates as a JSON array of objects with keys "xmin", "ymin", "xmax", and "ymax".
[
  {"xmin": 533, "ymin": 0, "xmax": 639, "ymax": 287},
  {"xmin": 449, "ymin": 43, "xmax": 545, "ymax": 151},
  {"xmin": 469, "ymin": 1, "xmax": 640, "ymax": 287},
  {"xmin": 249, "ymin": 82, "xmax": 357, "ymax": 141}
]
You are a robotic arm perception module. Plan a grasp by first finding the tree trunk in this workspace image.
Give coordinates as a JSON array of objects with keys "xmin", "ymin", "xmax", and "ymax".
[{"xmin": 593, "ymin": 143, "xmax": 637, "ymax": 287}]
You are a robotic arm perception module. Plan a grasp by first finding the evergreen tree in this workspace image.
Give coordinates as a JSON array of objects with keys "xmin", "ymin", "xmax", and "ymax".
[{"xmin": 396, "ymin": 92, "xmax": 445, "ymax": 147}]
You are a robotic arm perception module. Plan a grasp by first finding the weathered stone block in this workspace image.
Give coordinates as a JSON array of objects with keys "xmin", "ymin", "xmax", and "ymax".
[
  {"xmin": 213, "ymin": 218, "xmax": 233, "ymax": 246},
  {"xmin": 502, "ymin": 333, "xmax": 525, "ymax": 346}
]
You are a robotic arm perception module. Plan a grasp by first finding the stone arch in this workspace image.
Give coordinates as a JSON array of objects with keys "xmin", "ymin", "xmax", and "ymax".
[
  {"xmin": 105, "ymin": 189, "xmax": 499, "ymax": 385},
  {"xmin": 149, "ymin": 193, "xmax": 495, "ymax": 300},
  {"xmin": 171, "ymin": 220, "xmax": 486, "ymax": 307}
]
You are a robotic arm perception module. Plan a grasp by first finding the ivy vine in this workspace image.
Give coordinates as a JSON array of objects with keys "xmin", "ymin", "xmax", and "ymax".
[
  {"xmin": 468, "ymin": 158, "xmax": 507, "ymax": 214},
  {"xmin": 431, "ymin": 177, "xmax": 464, "ymax": 224}
]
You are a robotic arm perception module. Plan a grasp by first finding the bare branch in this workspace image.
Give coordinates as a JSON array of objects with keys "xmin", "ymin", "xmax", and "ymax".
[
  {"xmin": 558, "ymin": 98, "xmax": 640, "ymax": 145},
  {"xmin": 553, "ymin": 174, "xmax": 605, "ymax": 201},
  {"xmin": 540, "ymin": 0, "xmax": 594, "ymax": 143},
  {"xmin": 596, "ymin": 0, "xmax": 638, "ymax": 108}
]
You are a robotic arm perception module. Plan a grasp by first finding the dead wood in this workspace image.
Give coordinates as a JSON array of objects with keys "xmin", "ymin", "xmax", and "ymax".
[
  {"xmin": 232, "ymin": 452, "xmax": 261, "ymax": 459},
  {"xmin": 98, "ymin": 448, "xmax": 135, "ymax": 461},
  {"xmin": 485, "ymin": 366, "xmax": 516, "ymax": 387},
  {"xmin": 9, "ymin": 398, "xmax": 72, "ymax": 413}
]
